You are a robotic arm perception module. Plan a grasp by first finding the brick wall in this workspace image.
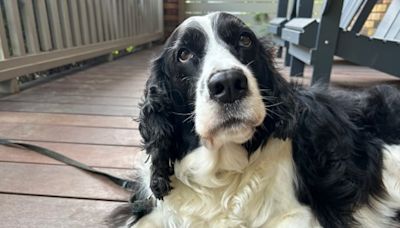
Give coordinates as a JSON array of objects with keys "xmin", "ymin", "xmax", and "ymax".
[
  {"xmin": 361, "ymin": 0, "xmax": 392, "ymax": 36},
  {"xmin": 163, "ymin": 0, "xmax": 181, "ymax": 40}
]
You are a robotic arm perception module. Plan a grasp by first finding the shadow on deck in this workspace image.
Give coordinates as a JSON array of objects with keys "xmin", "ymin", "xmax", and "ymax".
[{"xmin": 0, "ymin": 46, "xmax": 398, "ymax": 227}]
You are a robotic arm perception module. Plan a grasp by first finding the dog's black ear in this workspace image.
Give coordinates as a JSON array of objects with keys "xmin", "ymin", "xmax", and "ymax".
[
  {"xmin": 139, "ymin": 56, "xmax": 174, "ymax": 150},
  {"xmin": 138, "ymin": 56, "xmax": 175, "ymax": 199}
]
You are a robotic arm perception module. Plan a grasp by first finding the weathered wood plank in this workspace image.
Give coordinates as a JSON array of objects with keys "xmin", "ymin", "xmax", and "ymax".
[
  {"xmin": 78, "ymin": 0, "xmax": 91, "ymax": 45},
  {"xmin": 143, "ymin": 0, "xmax": 148, "ymax": 33},
  {"xmin": 55, "ymin": 75, "xmax": 147, "ymax": 83},
  {"xmin": 123, "ymin": 0, "xmax": 129, "ymax": 37},
  {"xmin": 137, "ymin": 1, "xmax": 142, "ymax": 34},
  {"xmin": 0, "ymin": 194, "xmax": 125, "ymax": 228},
  {"xmin": 101, "ymin": 0, "xmax": 111, "ymax": 41},
  {"xmin": 127, "ymin": 0, "xmax": 133, "ymax": 36},
  {"xmin": 25, "ymin": 85, "xmax": 145, "ymax": 98},
  {"xmin": 0, "ymin": 163, "xmax": 131, "ymax": 200},
  {"xmin": 0, "ymin": 141, "xmax": 140, "ymax": 168},
  {"xmin": 0, "ymin": 32, "xmax": 162, "ymax": 82},
  {"xmin": 0, "ymin": 101, "xmax": 139, "ymax": 116},
  {"xmin": 133, "ymin": 0, "xmax": 138, "ymax": 35},
  {"xmin": 20, "ymin": 0, "xmax": 40, "ymax": 53},
  {"xmin": 86, "ymin": 0, "xmax": 98, "ymax": 43},
  {"xmin": 118, "ymin": 0, "xmax": 125, "ymax": 38},
  {"xmin": 76, "ymin": 68, "xmax": 149, "ymax": 75},
  {"xmin": 3, "ymin": 94, "xmax": 140, "ymax": 106},
  {"xmin": 34, "ymin": 0, "xmax": 52, "ymax": 51},
  {"xmin": 0, "ymin": 8, "xmax": 10, "ymax": 59},
  {"xmin": 59, "ymin": 0, "xmax": 73, "ymax": 48},
  {"xmin": 111, "ymin": 0, "xmax": 119, "ymax": 39},
  {"xmin": 23, "ymin": 88, "xmax": 143, "ymax": 98},
  {"xmin": 94, "ymin": 0, "xmax": 105, "ymax": 42},
  {"xmin": 0, "ymin": 112, "xmax": 138, "ymax": 128},
  {"xmin": 46, "ymin": 0, "xmax": 64, "ymax": 49},
  {"xmin": 39, "ymin": 80, "xmax": 145, "ymax": 90},
  {"xmin": 0, "ymin": 123, "xmax": 140, "ymax": 146},
  {"xmin": 3, "ymin": 1, "xmax": 26, "ymax": 56},
  {"xmin": 68, "ymin": 0, "xmax": 82, "ymax": 46},
  {"xmin": 45, "ymin": 82, "xmax": 145, "ymax": 90}
]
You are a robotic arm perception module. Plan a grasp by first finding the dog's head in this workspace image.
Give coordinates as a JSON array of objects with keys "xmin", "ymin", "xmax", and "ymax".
[{"xmin": 140, "ymin": 12, "xmax": 294, "ymax": 157}]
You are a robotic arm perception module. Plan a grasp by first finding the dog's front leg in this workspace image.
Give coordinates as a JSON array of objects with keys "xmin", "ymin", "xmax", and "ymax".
[{"xmin": 149, "ymin": 150, "xmax": 173, "ymax": 200}]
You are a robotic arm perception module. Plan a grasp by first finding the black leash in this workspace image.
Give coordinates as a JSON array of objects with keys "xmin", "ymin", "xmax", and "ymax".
[{"xmin": 0, "ymin": 139, "xmax": 136, "ymax": 192}]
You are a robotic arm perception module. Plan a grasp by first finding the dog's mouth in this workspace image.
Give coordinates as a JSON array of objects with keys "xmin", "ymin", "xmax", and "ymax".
[
  {"xmin": 210, "ymin": 117, "xmax": 255, "ymax": 134},
  {"xmin": 199, "ymin": 113, "xmax": 263, "ymax": 149}
]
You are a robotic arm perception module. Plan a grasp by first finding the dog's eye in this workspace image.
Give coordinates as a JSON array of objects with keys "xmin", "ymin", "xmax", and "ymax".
[
  {"xmin": 239, "ymin": 35, "xmax": 252, "ymax": 48},
  {"xmin": 178, "ymin": 49, "xmax": 194, "ymax": 63}
]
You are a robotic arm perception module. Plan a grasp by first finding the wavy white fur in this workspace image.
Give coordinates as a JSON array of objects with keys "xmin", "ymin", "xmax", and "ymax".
[
  {"xmin": 132, "ymin": 139, "xmax": 400, "ymax": 228},
  {"xmin": 134, "ymin": 138, "xmax": 321, "ymax": 228}
]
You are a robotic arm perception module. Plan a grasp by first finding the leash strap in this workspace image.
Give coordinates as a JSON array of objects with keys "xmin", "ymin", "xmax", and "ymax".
[{"xmin": 0, "ymin": 139, "xmax": 136, "ymax": 191}]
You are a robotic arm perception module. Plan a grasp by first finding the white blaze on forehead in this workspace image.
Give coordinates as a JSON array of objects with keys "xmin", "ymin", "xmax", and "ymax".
[
  {"xmin": 183, "ymin": 13, "xmax": 261, "ymax": 100},
  {"xmin": 187, "ymin": 14, "xmax": 248, "ymax": 82}
]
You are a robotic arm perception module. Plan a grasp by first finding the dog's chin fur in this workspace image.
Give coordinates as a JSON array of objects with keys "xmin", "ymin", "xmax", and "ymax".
[
  {"xmin": 108, "ymin": 12, "xmax": 400, "ymax": 228},
  {"xmin": 201, "ymin": 124, "xmax": 256, "ymax": 150}
]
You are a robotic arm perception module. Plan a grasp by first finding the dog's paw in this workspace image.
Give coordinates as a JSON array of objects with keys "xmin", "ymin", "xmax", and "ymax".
[{"xmin": 150, "ymin": 174, "xmax": 172, "ymax": 200}]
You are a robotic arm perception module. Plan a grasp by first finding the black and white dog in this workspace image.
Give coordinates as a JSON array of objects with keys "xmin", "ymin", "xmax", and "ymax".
[{"xmin": 110, "ymin": 12, "xmax": 400, "ymax": 228}]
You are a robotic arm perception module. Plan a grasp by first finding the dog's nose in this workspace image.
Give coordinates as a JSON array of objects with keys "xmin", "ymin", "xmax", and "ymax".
[{"xmin": 208, "ymin": 69, "xmax": 248, "ymax": 103}]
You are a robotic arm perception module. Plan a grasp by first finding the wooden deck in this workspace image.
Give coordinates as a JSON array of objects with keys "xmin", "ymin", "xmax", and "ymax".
[{"xmin": 0, "ymin": 46, "xmax": 399, "ymax": 227}]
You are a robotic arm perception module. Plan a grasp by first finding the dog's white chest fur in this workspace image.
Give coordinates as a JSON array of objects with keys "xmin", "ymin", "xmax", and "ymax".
[{"xmin": 135, "ymin": 138, "xmax": 319, "ymax": 228}]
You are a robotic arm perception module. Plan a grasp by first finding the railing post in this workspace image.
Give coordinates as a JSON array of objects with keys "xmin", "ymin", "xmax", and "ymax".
[
  {"xmin": 34, "ymin": 0, "xmax": 52, "ymax": 51},
  {"xmin": 0, "ymin": 7, "xmax": 10, "ymax": 60},
  {"xmin": 0, "ymin": 79, "xmax": 20, "ymax": 94},
  {"xmin": 4, "ymin": 1, "xmax": 26, "ymax": 56}
]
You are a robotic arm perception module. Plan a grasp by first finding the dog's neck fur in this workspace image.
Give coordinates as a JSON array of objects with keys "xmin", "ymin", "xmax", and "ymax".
[{"xmin": 143, "ymin": 137, "xmax": 319, "ymax": 228}]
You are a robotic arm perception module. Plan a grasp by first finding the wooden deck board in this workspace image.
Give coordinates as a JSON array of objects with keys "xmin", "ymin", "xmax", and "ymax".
[
  {"xmin": 0, "ymin": 123, "xmax": 140, "ymax": 146},
  {"xmin": 0, "ymin": 47, "xmax": 158, "ymax": 227},
  {"xmin": 24, "ymin": 86, "xmax": 144, "ymax": 97},
  {"xmin": 0, "ymin": 112, "xmax": 138, "ymax": 128},
  {"xmin": 0, "ymin": 46, "xmax": 398, "ymax": 226},
  {"xmin": 0, "ymin": 162, "xmax": 131, "ymax": 200},
  {"xmin": 0, "ymin": 142, "xmax": 141, "ymax": 168},
  {"xmin": 3, "ymin": 94, "xmax": 140, "ymax": 106},
  {"xmin": 0, "ymin": 194, "xmax": 124, "ymax": 228},
  {"xmin": 0, "ymin": 101, "xmax": 139, "ymax": 116}
]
